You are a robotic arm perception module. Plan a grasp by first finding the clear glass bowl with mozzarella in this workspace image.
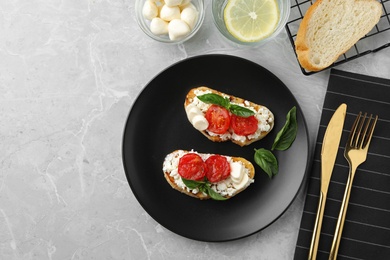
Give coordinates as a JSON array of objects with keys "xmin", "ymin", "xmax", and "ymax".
[{"xmin": 135, "ymin": 0, "xmax": 205, "ymax": 44}]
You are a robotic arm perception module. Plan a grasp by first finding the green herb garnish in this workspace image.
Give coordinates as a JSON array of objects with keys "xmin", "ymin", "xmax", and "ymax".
[
  {"xmin": 181, "ymin": 178, "xmax": 206, "ymax": 189},
  {"xmin": 197, "ymin": 93, "xmax": 255, "ymax": 117},
  {"xmin": 197, "ymin": 93, "xmax": 230, "ymax": 107},
  {"xmin": 272, "ymin": 106, "xmax": 297, "ymax": 151},
  {"xmin": 253, "ymin": 106, "xmax": 298, "ymax": 178},
  {"xmin": 181, "ymin": 178, "xmax": 228, "ymax": 200},
  {"xmin": 204, "ymin": 185, "xmax": 227, "ymax": 200},
  {"xmin": 254, "ymin": 148, "xmax": 278, "ymax": 178}
]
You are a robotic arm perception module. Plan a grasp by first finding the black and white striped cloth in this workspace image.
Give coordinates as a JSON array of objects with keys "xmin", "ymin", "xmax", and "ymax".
[{"xmin": 294, "ymin": 69, "xmax": 390, "ymax": 260}]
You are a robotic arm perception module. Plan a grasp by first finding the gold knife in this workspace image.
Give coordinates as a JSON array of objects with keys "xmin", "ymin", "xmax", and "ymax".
[{"xmin": 308, "ymin": 103, "xmax": 347, "ymax": 260}]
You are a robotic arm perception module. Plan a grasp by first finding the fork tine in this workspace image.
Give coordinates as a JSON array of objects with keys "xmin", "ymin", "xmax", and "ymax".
[
  {"xmin": 354, "ymin": 112, "xmax": 367, "ymax": 148},
  {"xmin": 363, "ymin": 114, "xmax": 378, "ymax": 149},
  {"xmin": 348, "ymin": 112, "xmax": 378, "ymax": 149},
  {"xmin": 358, "ymin": 113, "xmax": 370, "ymax": 149},
  {"xmin": 348, "ymin": 112, "xmax": 361, "ymax": 148}
]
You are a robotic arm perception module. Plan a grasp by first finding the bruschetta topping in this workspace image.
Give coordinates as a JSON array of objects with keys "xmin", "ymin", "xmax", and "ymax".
[
  {"xmin": 186, "ymin": 88, "xmax": 273, "ymax": 142},
  {"xmin": 205, "ymin": 105, "xmax": 231, "ymax": 134},
  {"xmin": 178, "ymin": 153, "xmax": 231, "ymax": 183},
  {"xmin": 178, "ymin": 153, "xmax": 207, "ymax": 181},
  {"xmin": 163, "ymin": 150, "xmax": 254, "ymax": 198}
]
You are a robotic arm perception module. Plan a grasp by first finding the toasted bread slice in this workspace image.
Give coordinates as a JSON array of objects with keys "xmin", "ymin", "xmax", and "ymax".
[
  {"xmin": 185, "ymin": 86, "xmax": 274, "ymax": 146},
  {"xmin": 162, "ymin": 150, "xmax": 255, "ymax": 200},
  {"xmin": 295, "ymin": 0, "xmax": 382, "ymax": 71}
]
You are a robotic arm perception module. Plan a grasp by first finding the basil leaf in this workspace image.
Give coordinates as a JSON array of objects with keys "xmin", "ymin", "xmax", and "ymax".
[
  {"xmin": 229, "ymin": 104, "xmax": 255, "ymax": 117},
  {"xmin": 272, "ymin": 106, "xmax": 298, "ymax": 151},
  {"xmin": 205, "ymin": 185, "xmax": 228, "ymax": 201},
  {"xmin": 181, "ymin": 178, "xmax": 204, "ymax": 189},
  {"xmin": 197, "ymin": 93, "xmax": 230, "ymax": 108},
  {"xmin": 198, "ymin": 93, "xmax": 255, "ymax": 118},
  {"xmin": 254, "ymin": 148, "xmax": 278, "ymax": 178},
  {"xmin": 198, "ymin": 185, "xmax": 208, "ymax": 194},
  {"xmin": 182, "ymin": 179, "xmax": 227, "ymax": 200}
]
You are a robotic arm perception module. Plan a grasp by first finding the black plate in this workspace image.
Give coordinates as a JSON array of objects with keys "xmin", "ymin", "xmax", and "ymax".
[{"xmin": 122, "ymin": 54, "xmax": 311, "ymax": 242}]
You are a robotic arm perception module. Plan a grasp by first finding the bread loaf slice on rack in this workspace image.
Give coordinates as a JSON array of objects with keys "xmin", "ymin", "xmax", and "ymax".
[{"xmin": 295, "ymin": 0, "xmax": 382, "ymax": 71}]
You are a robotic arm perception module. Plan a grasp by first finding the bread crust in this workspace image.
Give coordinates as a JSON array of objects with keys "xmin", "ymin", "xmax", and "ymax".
[
  {"xmin": 295, "ymin": 0, "xmax": 382, "ymax": 71},
  {"xmin": 163, "ymin": 150, "xmax": 255, "ymax": 200},
  {"xmin": 185, "ymin": 86, "xmax": 274, "ymax": 146},
  {"xmin": 294, "ymin": 0, "xmax": 322, "ymax": 71}
]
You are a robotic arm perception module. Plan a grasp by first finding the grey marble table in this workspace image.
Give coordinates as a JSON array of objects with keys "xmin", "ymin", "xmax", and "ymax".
[{"xmin": 1, "ymin": 1, "xmax": 389, "ymax": 259}]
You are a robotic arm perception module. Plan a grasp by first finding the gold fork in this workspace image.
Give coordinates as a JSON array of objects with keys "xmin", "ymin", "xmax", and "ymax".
[{"xmin": 329, "ymin": 112, "xmax": 378, "ymax": 260}]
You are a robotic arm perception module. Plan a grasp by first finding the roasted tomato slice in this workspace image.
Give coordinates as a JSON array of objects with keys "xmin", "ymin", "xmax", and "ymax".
[
  {"xmin": 231, "ymin": 115, "xmax": 258, "ymax": 136},
  {"xmin": 205, "ymin": 155, "xmax": 230, "ymax": 183},
  {"xmin": 205, "ymin": 105, "xmax": 231, "ymax": 134},
  {"xmin": 178, "ymin": 153, "xmax": 207, "ymax": 181}
]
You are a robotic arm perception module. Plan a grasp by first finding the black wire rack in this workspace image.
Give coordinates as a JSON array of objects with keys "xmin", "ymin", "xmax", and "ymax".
[{"xmin": 285, "ymin": 0, "xmax": 390, "ymax": 75}]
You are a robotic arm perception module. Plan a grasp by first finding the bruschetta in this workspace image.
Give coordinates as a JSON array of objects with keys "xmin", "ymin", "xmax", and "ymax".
[
  {"xmin": 162, "ymin": 150, "xmax": 255, "ymax": 200},
  {"xmin": 184, "ymin": 86, "xmax": 274, "ymax": 146}
]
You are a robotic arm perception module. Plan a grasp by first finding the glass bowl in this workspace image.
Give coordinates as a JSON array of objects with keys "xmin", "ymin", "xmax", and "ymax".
[
  {"xmin": 212, "ymin": 0, "xmax": 291, "ymax": 47},
  {"xmin": 135, "ymin": 0, "xmax": 205, "ymax": 44}
]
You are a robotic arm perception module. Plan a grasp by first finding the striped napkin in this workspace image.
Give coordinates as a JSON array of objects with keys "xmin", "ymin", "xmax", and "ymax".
[{"xmin": 294, "ymin": 69, "xmax": 390, "ymax": 259}]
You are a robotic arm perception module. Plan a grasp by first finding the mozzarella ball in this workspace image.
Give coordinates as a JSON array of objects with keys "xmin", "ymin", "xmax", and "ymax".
[
  {"xmin": 150, "ymin": 17, "xmax": 169, "ymax": 35},
  {"xmin": 181, "ymin": 0, "xmax": 191, "ymax": 5},
  {"xmin": 160, "ymin": 5, "xmax": 181, "ymax": 21},
  {"xmin": 142, "ymin": 1, "xmax": 158, "ymax": 20},
  {"xmin": 168, "ymin": 19, "xmax": 191, "ymax": 40},
  {"xmin": 181, "ymin": 6, "xmax": 198, "ymax": 29},
  {"xmin": 151, "ymin": 0, "xmax": 165, "ymax": 3},
  {"xmin": 179, "ymin": 2, "xmax": 195, "ymax": 11},
  {"xmin": 164, "ymin": 0, "xmax": 182, "ymax": 7},
  {"xmin": 191, "ymin": 115, "xmax": 208, "ymax": 131}
]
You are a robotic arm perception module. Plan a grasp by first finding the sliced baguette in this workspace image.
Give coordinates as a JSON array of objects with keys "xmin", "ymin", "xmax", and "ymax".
[
  {"xmin": 295, "ymin": 0, "xmax": 382, "ymax": 71},
  {"xmin": 162, "ymin": 150, "xmax": 255, "ymax": 200},
  {"xmin": 185, "ymin": 86, "xmax": 274, "ymax": 146}
]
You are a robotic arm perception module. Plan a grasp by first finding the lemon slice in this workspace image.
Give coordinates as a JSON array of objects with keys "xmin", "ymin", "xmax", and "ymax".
[{"xmin": 224, "ymin": 0, "xmax": 280, "ymax": 42}]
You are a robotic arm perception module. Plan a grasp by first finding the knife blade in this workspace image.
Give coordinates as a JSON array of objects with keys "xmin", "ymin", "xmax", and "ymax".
[{"xmin": 308, "ymin": 103, "xmax": 347, "ymax": 260}]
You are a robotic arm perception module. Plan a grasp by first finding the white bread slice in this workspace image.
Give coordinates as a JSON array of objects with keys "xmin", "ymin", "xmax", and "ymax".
[
  {"xmin": 295, "ymin": 0, "xmax": 382, "ymax": 71},
  {"xmin": 185, "ymin": 86, "xmax": 274, "ymax": 146},
  {"xmin": 162, "ymin": 150, "xmax": 255, "ymax": 200}
]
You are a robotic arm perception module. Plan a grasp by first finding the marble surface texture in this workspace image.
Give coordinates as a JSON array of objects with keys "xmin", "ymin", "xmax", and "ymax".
[{"xmin": 0, "ymin": 0, "xmax": 389, "ymax": 259}]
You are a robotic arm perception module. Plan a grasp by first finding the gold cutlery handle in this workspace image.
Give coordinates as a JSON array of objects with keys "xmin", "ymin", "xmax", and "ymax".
[
  {"xmin": 309, "ymin": 191, "xmax": 326, "ymax": 260},
  {"xmin": 329, "ymin": 166, "xmax": 357, "ymax": 260}
]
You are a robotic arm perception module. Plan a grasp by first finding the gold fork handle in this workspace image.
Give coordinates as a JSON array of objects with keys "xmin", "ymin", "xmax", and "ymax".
[
  {"xmin": 329, "ymin": 166, "xmax": 357, "ymax": 260},
  {"xmin": 309, "ymin": 191, "xmax": 326, "ymax": 260}
]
